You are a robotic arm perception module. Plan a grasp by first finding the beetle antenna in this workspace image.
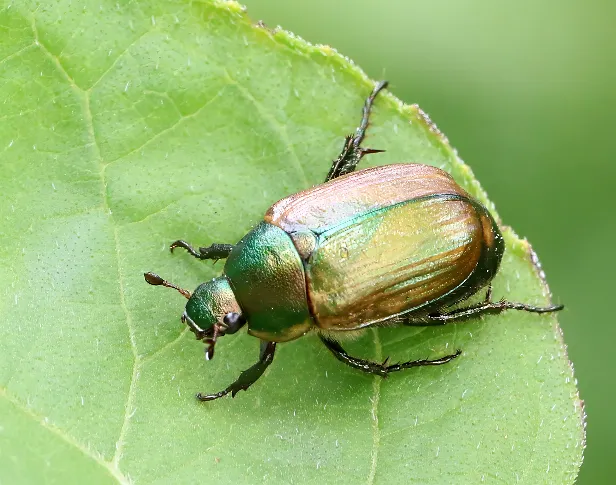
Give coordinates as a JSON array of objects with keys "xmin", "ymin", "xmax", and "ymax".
[{"xmin": 144, "ymin": 272, "xmax": 192, "ymax": 299}]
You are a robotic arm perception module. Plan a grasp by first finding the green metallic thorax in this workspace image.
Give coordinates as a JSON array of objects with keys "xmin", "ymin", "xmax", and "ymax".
[{"xmin": 224, "ymin": 222, "xmax": 313, "ymax": 342}]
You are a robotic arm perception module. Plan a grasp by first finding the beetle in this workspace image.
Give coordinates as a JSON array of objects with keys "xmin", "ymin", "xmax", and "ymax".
[{"xmin": 145, "ymin": 81, "xmax": 563, "ymax": 401}]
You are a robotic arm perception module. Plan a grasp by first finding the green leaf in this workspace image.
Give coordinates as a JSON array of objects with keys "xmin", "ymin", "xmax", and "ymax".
[{"xmin": 0, "ymin": 1, "xmax": 584, "ymax": 483}]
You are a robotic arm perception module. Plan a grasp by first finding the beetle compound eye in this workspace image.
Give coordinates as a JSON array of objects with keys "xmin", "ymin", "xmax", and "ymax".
[
  {"xmin": 222, "ymin": 312, "xmax": 237, "ymax": 324},
  {"xmin": 222, "ymin": 312, "xmax": 246, "ymax": 334}
]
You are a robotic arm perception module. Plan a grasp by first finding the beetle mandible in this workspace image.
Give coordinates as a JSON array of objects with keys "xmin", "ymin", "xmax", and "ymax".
[{"xmin": 145, "ymin": 81, "xmax": 562, "ymax": 401}]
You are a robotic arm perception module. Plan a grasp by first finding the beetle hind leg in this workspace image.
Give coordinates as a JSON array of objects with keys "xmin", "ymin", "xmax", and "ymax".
[
  {"xmin": 170, "ymin": 240, "xmax": 235, "ymax": 262},
  {"xmin": 325, "ymin": 81, "xmax": 388, "ymax": 182},
  {"xmin": 423, "ymin": 294, "xmax": 564, "ymax": 324},
  {"xmin": 402, "ymin": 286, "xmax": 563, "ymax": 325},
  {"xmin": 319, "ymin": 335, "xmax": 461, "ymax": 378}
]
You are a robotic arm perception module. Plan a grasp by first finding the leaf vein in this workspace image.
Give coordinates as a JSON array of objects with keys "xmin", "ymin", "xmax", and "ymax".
[
  {"xmin": 223, "ymin": 69, "xmax": 310, "ymax": 188},
  {"xmin": 82, "ymin": 89, "xmax": 139, "ymax": 473},
  {"xmin": 104, "ymin": 84, "xmax": 229, "ymax": 164},
  {"xmin": 141, "ymin": 326, "xmax": 190, "ymax": 365},
  {"xmin": 0, "ymin": 42, "xmax": 36, "ymax": 68},
  {"xmin": 367, "ymin": 328, "xmax": 382, "ymax": 485},
  {"xmin": 0, "ymin": 386, "xmax": 130, "ymax": 484},
  {"xmin": 86, "ymin": 28, "xmax": 156, "ymax": 93},
  {"xmin": 31, "ymin": 17, "xmax": 81, "ymax": 92}
]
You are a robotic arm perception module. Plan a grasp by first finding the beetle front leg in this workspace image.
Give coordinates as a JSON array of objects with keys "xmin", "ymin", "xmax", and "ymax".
[
  {"xmin": 170, "ymin": 240, "xmax": 235, "ymax": 262},
  {"xmin": 196, "ymin": 341, "xmax": 276, "ymax": 401},
  {"xmin": 325, "ymin": 81, "xmax": 388, "ymax": 182},
  {"xmin": 319, "ymin": 335, "xmax": 461, "ymax": 377}
]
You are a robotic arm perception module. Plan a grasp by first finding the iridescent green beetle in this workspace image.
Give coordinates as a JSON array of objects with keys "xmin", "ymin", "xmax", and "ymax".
[{"xmin": 145, "ymin": 81, "xmax": 562, "ymax": 401}]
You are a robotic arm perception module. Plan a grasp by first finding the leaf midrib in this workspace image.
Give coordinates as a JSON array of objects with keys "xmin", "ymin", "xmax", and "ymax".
[{"xmin": 30, "ymin": 14, "xmax": 138, "ymax": 476}]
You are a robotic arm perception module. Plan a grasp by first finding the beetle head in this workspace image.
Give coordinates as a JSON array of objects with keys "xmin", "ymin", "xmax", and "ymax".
[{"xmin": 144, "ymin": 272, "xmax": 245, "ymax": 360}]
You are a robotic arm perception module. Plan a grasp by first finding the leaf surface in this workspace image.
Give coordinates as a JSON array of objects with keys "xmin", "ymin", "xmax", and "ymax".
[{"xmin": 0, "ymin": 1, "xmax": 584, "ymax": 483}]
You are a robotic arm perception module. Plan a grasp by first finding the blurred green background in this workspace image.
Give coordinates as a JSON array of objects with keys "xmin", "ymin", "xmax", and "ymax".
[{"xmin": 242, "ymin": 1, "xmax": 613, "ymax": 483}]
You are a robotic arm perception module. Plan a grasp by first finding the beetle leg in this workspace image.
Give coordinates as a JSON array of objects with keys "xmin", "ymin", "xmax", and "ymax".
[
  {"xmin": 319, "ymin": 335, "xmax": 461, "ymax": 377},
  {"xmin": 424, "ymin": 299, "xmax": 564, "ymax": 323},
  {"xmin": 325, "ymin": 81, "xmax": 388, "ymax": 182},
  {"xmin": 320, "ymin": 334, "xmax": 388, "ymax": 377},
  {"xmin": 170, "ymin": 240, "xmax": 235, "ymax": 261},
  {"xmin": 387, "ymin": 349, "xmax": 462, "ymax": 373},
  {"xmin": 196, "ymin": 341, "xmax": 276, "ymax": 402}
]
